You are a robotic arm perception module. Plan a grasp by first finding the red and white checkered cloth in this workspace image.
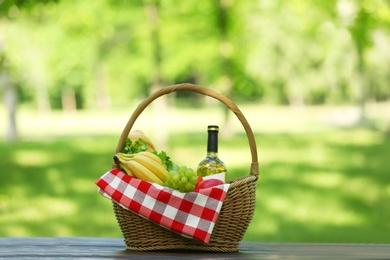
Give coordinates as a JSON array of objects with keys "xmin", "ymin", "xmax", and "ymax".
[{"xmin": 96, "ymin": 168, "xmax": 230, "ymax": 244}]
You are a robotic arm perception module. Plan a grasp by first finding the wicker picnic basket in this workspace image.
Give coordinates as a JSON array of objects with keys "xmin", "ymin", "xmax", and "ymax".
[{"xmin": 111, "ymin": 83, "xmax": 259, "ymax": 252}]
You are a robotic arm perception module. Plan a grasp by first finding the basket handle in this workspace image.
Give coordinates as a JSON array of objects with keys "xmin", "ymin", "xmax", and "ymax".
[{"xmin": 115, "ymin": 83, "xmax": 259, "ymax": 178}]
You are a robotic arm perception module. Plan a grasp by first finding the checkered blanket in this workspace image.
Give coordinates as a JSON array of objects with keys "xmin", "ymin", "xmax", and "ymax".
[{"xmin": 96, "ymin": 168, "xmax": 230, "ymax": 243}]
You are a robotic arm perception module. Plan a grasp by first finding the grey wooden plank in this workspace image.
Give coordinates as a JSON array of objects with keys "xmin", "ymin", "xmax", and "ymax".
[
  {"xmin": 0, "ymin": 237, "xmax": 389, "ymax": 259},
  {"xmin": 241, "ymin": 242, "xmax": 390, "ymax": 259},
  {"xmin": 0, "ymin": 238, "xmax": 254, "ymax": 260}
]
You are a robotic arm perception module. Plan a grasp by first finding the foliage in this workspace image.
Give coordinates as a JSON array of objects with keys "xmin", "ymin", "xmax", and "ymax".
[
  {"xmin": 1, "ymin": 0, "xmax": 389, "ymax": 111},
  {"xmin": 152, "ymin": 150, "xmax": 174, "ymax": 171},
  {"xmin": 122, "ymin": 138, "xmax": 149, "ymax": 154}
]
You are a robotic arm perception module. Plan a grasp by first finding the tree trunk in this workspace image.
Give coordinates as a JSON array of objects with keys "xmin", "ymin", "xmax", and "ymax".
[
  {"xmin": 387, "ymin": 100, "xmax": 390, "ymax": 135},
  {"xmin": 61, "ymin": 87, "xmax": 77, "ymax": 112},
  {"xmin": 34, "ymin": 81, "xmax": 51, "ymax": 115},
  {"xmin": 145, "ymin": 0, "xmax": 168, "ymax": 149},
  {"xmin": 95, "ymin": 64, "xmax": 111, "ymax": 110},
  {"xmin": 145, "ymin": 0, "xmax": 163, "ymax": 94},
  {"xmin": 1, "ymin": 71, "xmax": 18, "ymax": 141},
  {"xmin": 356, "ymin": 47, "xmax": 367, "ymax": 125},
  {"xmin": 215, "ymin": 0, "xmax": 234, "ymax": 137}
]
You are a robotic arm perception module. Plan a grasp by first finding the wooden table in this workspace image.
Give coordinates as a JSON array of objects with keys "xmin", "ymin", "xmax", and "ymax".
[{"xmin": 0, "ymin": 237, "xmax": 389, "ymax": 259}]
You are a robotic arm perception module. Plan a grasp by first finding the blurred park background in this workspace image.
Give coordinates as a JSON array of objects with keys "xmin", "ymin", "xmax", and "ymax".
[{"xmin": 1, "ymin": 0, "xmax": 390, "ymax": 243}]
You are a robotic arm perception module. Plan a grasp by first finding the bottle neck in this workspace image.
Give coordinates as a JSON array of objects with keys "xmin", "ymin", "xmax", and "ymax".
[
  {"xmin": 207, "ymin": 151, "xmax": 218, "ymax": 158},
  {"xmin": 207, "ymin": 130, "xmax": 218, "ymax": 156}
]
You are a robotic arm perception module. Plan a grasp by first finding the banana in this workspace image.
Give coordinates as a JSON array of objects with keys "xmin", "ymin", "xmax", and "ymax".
[
  {"xmin": 116, "ymin": 154, "xmax": 130, "ymax": 164},
  {"xmin": 127, "ymin": 160, "xmax": 164, "ymax": 185},
  {"xmin": 117, "ymin": 152, "xmax": 135, "ymax": 160},
  {"xmin": 136, "ymin": 151, "xmax": 162, "ymax": 164},
  {"xmin": 119, "ymin": 163, "xmax": 134, "ymax": 176},
  {"xmin": 114, "ymin": 151, "xmax": 168, "ymax": 184},
  {"xmin": 114, "ymin": 154, "xmax": 134, "ymax": 176},
  {"xmin": 132, "ymin": 154, "xmax": 168, "ymax": 182}
]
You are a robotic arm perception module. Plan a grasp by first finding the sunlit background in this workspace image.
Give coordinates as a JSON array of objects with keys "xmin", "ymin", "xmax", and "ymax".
[{"xmin": 1, "ymin": 0, "xmax": 390, "ymax": 243}]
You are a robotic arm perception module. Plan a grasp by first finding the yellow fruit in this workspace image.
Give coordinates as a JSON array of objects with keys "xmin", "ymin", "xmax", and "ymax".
[
  {"xmin": 127, "ymin": 160, "xmax": 163, "ymax": 185},
  {"xmin": 132, "ymin": 154, "xmax": 168, "ymax": 182}
]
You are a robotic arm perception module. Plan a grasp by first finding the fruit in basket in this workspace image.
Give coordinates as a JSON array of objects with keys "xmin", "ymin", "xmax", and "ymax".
[
  {"xmin": 127, "ymin": 160, "xmax": 164, "ymax": 185},
  {"xmin": 195, "ymin": 178, "xmax": 224, "ymax": 190},
  {"xmin": 114, "ymin": 153, "xmax": 134, "ymax": 176},
  {"xmin": 194, "ymin": 176, "xmax": 203, "ymax": 190},
  {"xmin": 121, "ymin": 129, "xmax": 175, "ymax": 171},
  {"xmin": 164, "ymin": 166, "xmax": 200, "ymax": 193},
  {"xmin": 114, "ymin": 152, "xmax": 168, "ymax": 185},
  {"xmin": 132, "ymin": 152, "xmax": 169, "ymax": 182}
]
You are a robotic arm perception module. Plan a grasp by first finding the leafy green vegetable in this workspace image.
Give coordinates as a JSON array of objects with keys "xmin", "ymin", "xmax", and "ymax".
[
  {"xmin": 122, "ymin": 137, "xmax": 174, "ymax": 170},
  {"xmin": 122, "ymin": 138, "xmax": 149, "ymax": 154},
  {"xmin": 152, "ymin": 150, "xmax": 174, "ymax": 171}
]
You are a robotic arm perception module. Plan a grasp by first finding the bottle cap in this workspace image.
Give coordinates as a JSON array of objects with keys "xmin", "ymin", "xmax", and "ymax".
[{"xmin": 207, "ymin": 125, "xmax": 219, "ymax": 132}]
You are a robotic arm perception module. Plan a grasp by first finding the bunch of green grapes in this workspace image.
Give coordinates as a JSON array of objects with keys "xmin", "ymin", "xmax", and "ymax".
[{"xmin": 164, "ymin": 165, "xmax": 198, "ymax": 192}]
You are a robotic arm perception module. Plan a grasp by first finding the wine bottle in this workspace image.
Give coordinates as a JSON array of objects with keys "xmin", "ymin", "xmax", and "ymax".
[{"xmin": 197, "ymin": 125, "xmax": 227, "ymax": 180}]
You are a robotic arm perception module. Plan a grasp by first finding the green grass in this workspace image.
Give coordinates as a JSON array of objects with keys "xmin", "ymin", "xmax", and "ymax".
[
  {"xmin": 0, "ymin": 136, "xmax": 119, "ymax": 237},
  {"xmin": 245, "ymin": 130, "xmax": 390, "ymax": 243},
  {"xmin": 0, "ymin": 104, "xmax": 389, "ymax": 243}
]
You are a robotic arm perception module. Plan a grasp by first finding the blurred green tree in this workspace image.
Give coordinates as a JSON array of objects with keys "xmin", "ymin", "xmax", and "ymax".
[
  {"xmin": 0, "ymin": 0, "xmax": 58, "ymax": 140},
  {"xmin": 336, "ymin": 0, "xmax": 390, "ymax": 124},
  {"xmin": 1, "ymin": 0, "xmax": 390, "ymax": 140}
]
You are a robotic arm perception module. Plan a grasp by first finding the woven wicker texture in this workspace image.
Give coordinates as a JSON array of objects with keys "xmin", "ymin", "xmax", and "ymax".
[{"xmin": 112, "ymin": 83, "xmax": 259, "ymax": 252}]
